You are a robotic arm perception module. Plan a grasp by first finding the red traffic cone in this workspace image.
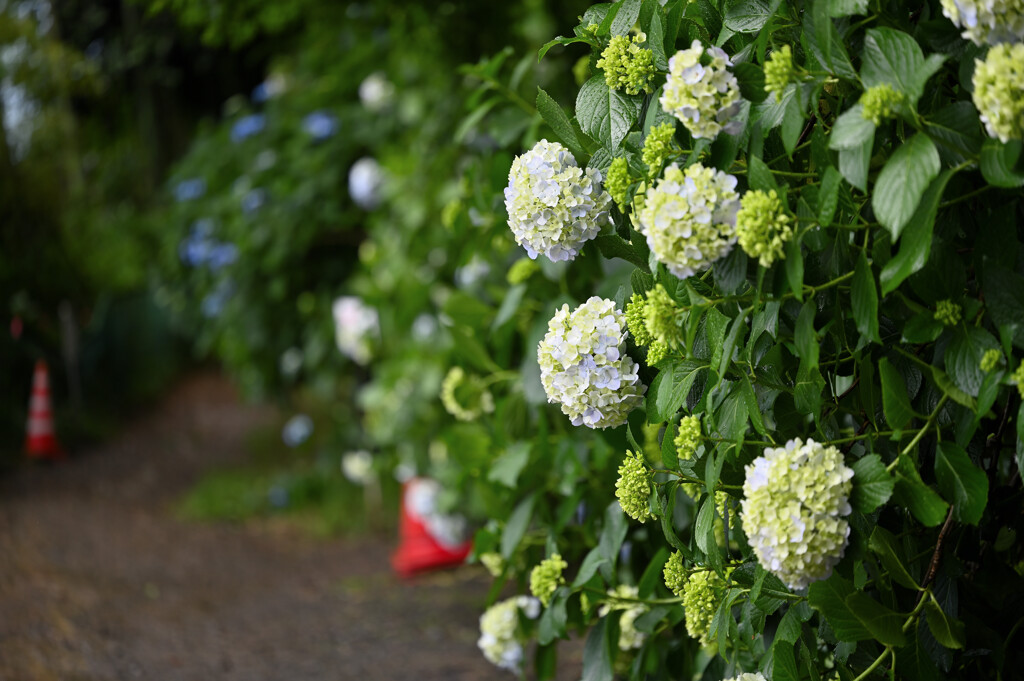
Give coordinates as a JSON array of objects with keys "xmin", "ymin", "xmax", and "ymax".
[
  {"xmin": 25, "ymin": 360, "xmax": 64, "ymax": 460},
  {"xmin": 391, "ymin": 478, "xmax": 472, "ymax": 578}
]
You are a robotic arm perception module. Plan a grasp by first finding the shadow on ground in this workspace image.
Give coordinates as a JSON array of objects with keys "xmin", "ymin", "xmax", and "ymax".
[{"xmin": 0, "ymin": 373, "xmax": 577, "ymax": 680}]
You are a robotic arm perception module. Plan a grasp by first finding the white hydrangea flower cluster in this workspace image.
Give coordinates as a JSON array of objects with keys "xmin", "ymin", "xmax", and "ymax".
[
  {"xmin": 972, "ymin": 42, "xmax": 1024, "ymax": 142},
  {"xmin": 478, "ymin": 596, "xmax": 541, "ymax": 673},
  {"xmin": 724, "ymin": 674, "xmax": 768, "ymax": 681},
  {"xmin": 660, "ymin": 40, "xmax": 744, "ymax": 140},
  {"xmin": 537, "ymin": 297, "xmax": 646, "ymax": 429},
  {"xmin": 504, "ymin": 140, "xmax": 611, "ymax": 262},
  {"xmin": 940, "ymin": 0, "xmax": 1024, "ymax": 45},
  {"xmin": 740, "ymin": 439, "xmax": 855, "ymax": 590},
  {"xmin": 332, "ymin": 296, "xmax": 379, "ymax": 365},
  {"xmin": 598, "ymin": 585, "xmax": 648, "ymax": 650},
  {"xmin": 634, "ymin": 163, "xmax": 741, "ymax": 279}
]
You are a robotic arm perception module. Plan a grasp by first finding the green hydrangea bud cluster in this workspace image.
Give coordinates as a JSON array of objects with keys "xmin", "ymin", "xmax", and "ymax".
[
  {"xmin": 663, "ymin": 550, "xmax": 687, "ymax": 596},
  {"xmin": 981, "ymin": 348, "xmax": 1004, "ymax": 372},
  {"xmin": 940, "ymin": 0, "xmax": 1024, "ymax": 45},
  {"xmin": 934, "ymin": 299, "xmax": 963, "ymax": 326},
  {"xmin": 735, "ymin": 189, "xmax": 793, "ymax": 268},
  {"xmin": 507, "ymin": 257, "xmax": 539, "ymax": 285},
  {"xmin": 480, "ymin": 551, "xmax": 505, "ymax": 577},
  {"xmin": 616, "ymin": 450, "xmax": 654, "ymax": 522},
  {"xmin": 505, "ymin": 140, "xmax": 611, "ymax": 262},
  {"xmin": 635, "ymin": 163, "xmax": 741, "ymax": 279},
  {"xmin": 598, "ymin": 585, "xmax": 648, "ymax": 650},
  {"xmin": 538, "ymin": 297, "xmax": 646, "ymax": 429},
  {"xmin": 644, "ymin": 284, "xmax": 684, "ymax": 349},
  {"xmin": 973, "ymin": 43, "xmax": 1024, "ymax": 142},
  {"xmin": 606, "ymin": 156, "xmax": 632, "ymax": 211},
  {"xmin": 1014, "ymin": 359, "xmax": 1024, "ymax": 399},
  {"xmin": 741, "ymin": 439, "xmax": 854, "ymax": 589},
  {"xmin": 661, "ymin": 40, "xmax": 743, "ymax": 140},
  {"xmin": 441, "ymin": 367, "xmax": 495, "ymax": 421},
  {"xmin": 530, "ymin": 553, "xmax": 568, "ymax": 607},
  {"xmin": 642, "ymin": 122, "xmax": 677, "ymax": 174},
  {"xmin": 478, "ymin": 596, "xmax": 540, "ymax": 672},
  {"xmin": 682, "ymin": 567, "xmax": 731, "ymax": 645},
  {"xmin": 626, "ymin": 294, "xmax": 653, "ymax": 346},
  {"xmin": 598, "ymin": 34, "xmax": 658, "ymax": 96},
  {"xmin": 763, "ymin": 45, "xmax": 795, "ymax": 101},
  {"xmin": 675, "ymin": 415, "xmax": 702, "ymax": 459},
  {"xmin": 860, "ymin": 83, "xmax": 906, "ymax": 125}
]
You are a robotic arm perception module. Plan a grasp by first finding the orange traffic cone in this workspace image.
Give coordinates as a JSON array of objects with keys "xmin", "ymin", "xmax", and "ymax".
[
  {"xmin": 391, "ymin": 478, "xmax": 472, "ymax": 578},
  {"xmin": 25, "ymin": 360, "xmax": 63, "ymax": 460}
]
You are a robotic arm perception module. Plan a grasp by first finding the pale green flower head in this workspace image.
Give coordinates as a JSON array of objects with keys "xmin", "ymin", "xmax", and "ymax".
[
  {"xmin": 1013, "ymin": 359, "xmax": 1024, "ymax": 399},
  {"xmin": 625, "ymin": 293, "xmax": 653, "ymax": 346},
  {"xmin": 441, "ymin": 366, "xmax": 495, "ymax": 422},
  {"xmin": 635, "ymin": 162, "xmax": 741, "ymax": 279},
  {"xmin": 735, "ymin": 188, "xmax": 793, "ymax": 268},
  {"xmin": 606, "ymin": 156, "xmax": 632, "ymax": 212},
  {"xmin": 683, "ymin": 567, "xmax": 731, "ymax": 645},
  {"xmin": 973, "ymin": 43, "xmax": 1024, "ymax": 142},
  {"xmin": 860, "ymin": 83, "xmax": 907, "ymax": 125},
  {"xmin": 537, "ymin": 297, "xmax": 646, "ymax": 429},
  {"xmin": 661, "ymin": 40, "xmax": 744, "ymax": 140},
  {"xmin": 940, "ymin": 0, "xmax": 1024, "ymax": 45},
  {"xmin": 663, "ymin": 550, "xmax": 687, "ymax": 596},
  {"xmin": 647, "ymin": 340, "xmax": 669, "ymax": 365},
  {"xmin": 479, "ymin": 551, "xmax": 505, "ymax": 578},
  {"xmin": 643, "ymin": 284, "xmax": 685, "ymax": 349},
  {"xmin": 741, "ymin": 438, "xmax": 854, "ymax": 590},
  {"xmin": 616, "ymin": 450, "xmax": 654, "ymax": 522},
  {"xmin": 764, "ymin": 44, "xmax": 795, "ymax": 101},
  {"xmin": 530, "ymin": 554, "xmax": 568, "ymax": 607},
  {"xmin": 675, "ymin": 415, "xmax": 702, "ymax": 460},
  {"xmin": 934, "ymin": 299, "xmax": 963, "ymax": 326},
  {"xmin": 642, "ymin": 121, "xmax": 677, "ymax": 174},
  {"xmin": 981, "ymin": 348, "xmax": 1003, "ymax": 372},
  {"xmin": 478, "ymin": 596, "xmax": 540, "ymax": 672},
  {"xmin": 505, "ymin": 140, "xmax": 611, "ymax": 262},
  {"xmin": 598, "ymin": 585, "xmax": 648, "ymax": 650},
  {"xmin": 598, "ymin": 34, "xmax": 658, "ymax": 96}
]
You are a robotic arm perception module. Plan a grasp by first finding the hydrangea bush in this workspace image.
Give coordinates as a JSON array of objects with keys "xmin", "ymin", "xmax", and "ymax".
[{"xmin": 432, "ymin": 0, "xmax": 1024, "ymax": 679}]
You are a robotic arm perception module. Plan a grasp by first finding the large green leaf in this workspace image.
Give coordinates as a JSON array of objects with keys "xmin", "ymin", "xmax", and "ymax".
[
  {"xmin": 838, "ymin": 135, "xmax": 871, "ymax": 191},
  {"xmin": 872, "ymin": 134, "xmax": 940, "ymax": 240},
  {"xmin": 879, "ymin": 358, "xmax": 914, "ymax": 430},
  {"xmin": 869, "ymin": 526, "xmax": 919, "ymax": 590},
  {"xmin": 845, "ymin": 592, "xmax": 907, "ymax": 646},
  {"xmin": 892, "ymin": 454, "xmax": 949, "ymax": 527},
  {"xmin": 581, "ymin": 618, "xmax": 614, "ymax": 681},
  {"xmin": 808, "ymin": 574, "xmax": 872, "ymax": 641},
  {"xmin": 501, "ymin": 493, "xmax": 536, "ymax": 557},
  {"xmin": 924, "ymin": 598, "xmax": 966, "ymax": 650},
  {"xmin": 772, "ymin": 642, "xmax": 800, "ymax": 681},
  {"xmin": 860, "ymin": 27, "xmax": 942, "ymax": 103},
  {"xmin": 945, "ymin": 326, "xmax": 1000, "ymax": 398},
  {"xmin": 829, "ymin": 104, "xmax": 875, "ymax": 150},
  {"xmin": 880, "ymin": 169, "xmax": 955, "ymax": 295},
  {"xmin": 610, "ymin": 0, "xmax": 643, "ymax": 36},
  {"xmin": 537, "ymin": 87, "xmax": 586, "ymax": 160},
  {"xmin": 722, "ymin": 0, "xmax": 780, "ymax": 32},
  {"xmin": 980, "ymin": 138, "xmax": 1024, "ymax": 188},
  {"xmin": 576, "ymin": 75, "xmax": 642, "ymax": 151},
  {"xmin": 648, "ymin": 360, "xmax": 706, "ymax": 423},
  {"xmin": 851, "ymin": 454, "xmax": 895, "ymax": 513},
  {"xmin": 935, "ymin": 442, "xmax": 988, "ymax": 525},
  {"xmin": 852, "ymin": 251, "xmax": 881, "ymax": 343}
]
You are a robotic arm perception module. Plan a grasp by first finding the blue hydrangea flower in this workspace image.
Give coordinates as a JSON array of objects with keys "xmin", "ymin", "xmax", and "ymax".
[
  {"xmin": 207, "ymin": 243, "xmax": 238, "ymax": 271},
  {"xmin": 303, "ymin": 111, "xmax": 339, "ymax": 141},
  {"xmin": 231, "ymin": 114, "xmax": 266, "ymax": 143},
  {"xmin": 241, "ymin": 188, "xmax": 267, "ymax": 214},
  {"xmin": 174, "ymin": 178, "xmax": 206, "ymax": 202},
  {"xmin": 201, "ymin": 279, "xmax": 235, "ymax": 318}
]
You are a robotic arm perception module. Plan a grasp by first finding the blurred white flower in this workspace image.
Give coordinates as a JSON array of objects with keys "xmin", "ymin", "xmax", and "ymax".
[
  {"xmin": 359, "ymin": 72, "xmax": 396, "ymax": 111},
  {"xmin": 349, "ymin": 157, "xmax": 385, "ymax": 210},
  {"xmin": 341, "ymin": 450, "xmax": 375, "ymax": 485},
  {"xmin": 332, "ymin": 296, "xmax": 379, "ymax": 365},
  {"xmin": 281, "ymin": 414, "xmax": 314, "ymax": 447}
]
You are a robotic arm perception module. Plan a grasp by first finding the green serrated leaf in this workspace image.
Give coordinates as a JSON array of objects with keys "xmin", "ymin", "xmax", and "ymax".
[
  {"xmin": 829, "ymin": 104, "xmax": 875, "ymax": 150},
  {"xmin": 945, "ymin": 326, "xmax": 1000, "ymax": 398},
  {"xmin": 817, "ymin": 166, "xmax": 842, "ymax": 226},
  {"xmin": 852, "ymin": 252, "xmax": 881, "ymax": 343},
  {"xmin": 879, "ymin": 357, "xmax": 914, "ymax": 430},
  {"xmin": 747, "ymin": 154, "xmax": 777, "ymax": 192},
  {"xmin": 808, "ymin": 574, "xmax": 872, "ymax": 641},
  {"xmin": 581, "ymin": 618, "xmax": 614, "ymax": 681},
  {"xmin": 845, "ymin": 592, "xmax": 907, "ymax": 646},
  {"xmin": 924, "ymin": 597, "xmax": 965, "ymax": 650},
  {"xmin": 869, "ymin": 526, "xmax": 919, "ymax": 590},
  {"xmin": 576, "ymin": 75, "xmax": 642, "ymax": 151},
  {"xmin": 872, "ymin": 134, "xmax": 940, "ymax": 240},
  {"xmin": 880, "ymin": 169, "xmax": 955, "ymax": 295},
  {"xmin": 722, "ymin": 0, "xmax": 780, "ymax": 32},
  {"xmin": 537, "ymin": 87, "xmax": 586, "ymax": 160},
  {"xmin": 851, "ymin": 454, "xmax": 895, "ymax": 513},
  {"xmin": 838, "ymin": 136, "xmax": 871, "ymax": 191},
  {"xmin": 860, "ymin": 27, "xmax": 927, "ymax": 101},
  {"xmin": 980, "ymin": 138, "xmax": 1024, "ymax": 187},
  {"xmin": 892, "ymin": 454, "xmax": 950, "ymax": 527},
  {"xmin": 502, "ymin": 494, "xmax": 536, "ymax": 558},
  {"xmin": 935, "ymin": 441, "xmax": 988, "ymax": 525}
]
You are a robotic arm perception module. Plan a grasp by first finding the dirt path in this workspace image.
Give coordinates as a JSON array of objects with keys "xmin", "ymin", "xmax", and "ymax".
[{"xmin": 0, "ymin": 374, "xmax": 507, "ymax": 681}]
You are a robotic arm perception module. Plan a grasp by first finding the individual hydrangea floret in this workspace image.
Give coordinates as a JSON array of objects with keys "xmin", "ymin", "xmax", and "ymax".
[
  {"xmin": 635, "ymin": 163, "xmax": 741, "ymax": 279},
  {"xmin": 934, "ymin": 299, "xmax": 963, "ymax": 326},
  {"xmin": 981, "ymin": 348, "xmax": 1003, "ymax": 372},
  {"xmin": 440, "ymin": 367, "xmax": 495, "ymax": 422},
  {"xmin": 597, "ymin": 34, "xmax": 658, "ymax": 95},
  {"xmin": 1013, "ymin": 359, "xmax": 1024, "ymax": 399},
  {"xmin": 642, "ymin": 121, "xmax": 677, "ymax": 173},
  {"xmin": 504, "ymin": 140, "xmax": 611, "ymax": 262},
  {"xmin": 530, "ymin": 554, "xmax": 568, "ymax": 607},
  {"xmin": 660, "ymin": 40, "xmax": 743, "ymax": 140},
  {"xmin": 682, "ymin": 568, "xmax": 731, "ymax": 645},
  {"xmin": 860, "ymin": 83, "xmax": 907, "ymax": 126},
  {"xmin": 478, "ymin": 596, "xmax": 540, "ymax": 673},
  {"xmin": 741, "ymin": 438, "xmax": 854, "ymax": 590},
  {"xmin": 763, "ymin": 45, "xmax": 795, "ymax": 100},
  {"xmin": 537, "ymin": 297, "xmax": 646, "ymax": 429},
  {"xmin": 972, "ymin": 43, "xmax": 1024, "ymax": 143},
  {"xmin": 675, "ymin": 415, "xmax": 702, "ymax": 460},
  {"xmin": 735, "ymin": 189, "xmax": 793, "ymax": 267},
  {"xmin": 625, "ymin": 294, "xmax": 653, "ymax": 346},
  {"xmin": 644, "ymin": 284, "xmax": 684, "ymax": 349},
  {"xmin": 616, "ymin": 450, "xmax": 654, "ymax": 522},
  {"xmin": 598, "ymin": 585, "xmax": 648, "ymax": 650},
  {"xmin": 606, "ymin": 157, "xmax": 632, "ymax": 211},
  {"xmin": 940, "ymin": 0, "xmax": 1024, "ymax": 45},
  {"xmin": 507, "ymin": 257, "xmax": 540, "ymax": 285}
]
